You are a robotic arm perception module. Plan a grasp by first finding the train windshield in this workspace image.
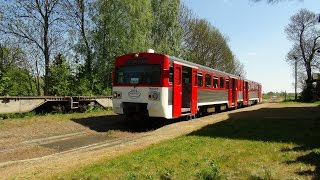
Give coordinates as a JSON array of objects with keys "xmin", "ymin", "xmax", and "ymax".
[{"xmin": 115, "ymin": 65, "xmax": 161, "ymax": 85}]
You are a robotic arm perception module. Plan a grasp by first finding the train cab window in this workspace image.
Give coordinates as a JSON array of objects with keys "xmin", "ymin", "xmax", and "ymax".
[
  {"xmin": 115, "ymin": 65, "xmax": 160, "ymax": 85},
  {"xmin": 226, "ymin": 79, "xmax": 229, "ymax": 89},
  {"xmin": 197, "ymin": 73, "xmax": 203, "ymax": 87},
  {"xmin": 205, "ymin": 74, "xmax": 211, "ymax": 87},
  {"xmin": 169, "ymin": 66, "xmax": 173, "ymax": 84},
  {"xmin": 213, "ymin": 76, "xmax": 218, "ymax": 88},
  {"xmin": 220, "ymin": 77, "xmax": 224, "ymax": 88}
]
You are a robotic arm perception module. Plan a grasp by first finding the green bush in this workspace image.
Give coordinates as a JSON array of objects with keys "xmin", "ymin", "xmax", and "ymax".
[{"xmin": 196, "ymin": 160, "xmax": 222, "ymax": 180}]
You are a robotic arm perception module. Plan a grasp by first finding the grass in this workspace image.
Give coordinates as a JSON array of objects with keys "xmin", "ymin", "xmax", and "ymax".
[
  {"xmin": 0, "ymin": 108, "xmax": 113, "ymax": 129},
  {"xmin": 0, "ymin": 111, "xmax": 37, "ymax": 120},
  {"xmin": 280, "ymin": 100, "xmax": 320, "ymax": 106},
  {"xmin": 58, "ymin": 103, "xmax": 320, "ymax": 179},
  {"xmin": 0, "ymin": 105, "xmax": 109, "ymax": 120}
]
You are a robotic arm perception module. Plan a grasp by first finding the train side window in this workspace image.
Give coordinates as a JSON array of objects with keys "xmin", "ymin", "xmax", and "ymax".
[
  {"xmin": 197, "ymin": 73, "xmax": 203, "ymax": 87},
  {"xmin": 169, "ymin": 66, "xmax": 173, "ymax": 84},
  {"xmin": 213, "ymin": 76, "xmax": 218, "ymax": 88},
  {"xmin": 226, "ymin": 79, "xmax": 229, "ymax": 89},
  {"xmin": 220, "ymin": 77, "xmax": 224, "ymax": 88},
  {"xmin": 205, "ymin": 74, "xmax": 211, "ymax": 87}
]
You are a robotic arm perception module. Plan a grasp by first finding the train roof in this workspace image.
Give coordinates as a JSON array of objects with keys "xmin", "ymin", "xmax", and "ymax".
[
  {"xmin": 116, "ymin": 52, "xmax": 261, "ymax": 85},
  {"xmin": 169, "ymin": 56, "xmax": 235, "ymax": 77},
  {"xmin": 169, "ymin": 55, "xmax": 261, "ymax": 85}
]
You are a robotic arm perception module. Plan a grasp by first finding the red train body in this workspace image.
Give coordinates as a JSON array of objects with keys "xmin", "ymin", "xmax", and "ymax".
[{"xmin": 112, "ymin": 52, "xmax": 262, "ymax": 119}]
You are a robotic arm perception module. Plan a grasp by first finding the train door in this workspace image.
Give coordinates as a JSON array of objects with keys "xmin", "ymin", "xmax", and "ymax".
[
  {"xmin": 182, "ymin": 67, "xmax": 191, "ymax": 111},
  {"xmin": 241, "ymin": 80, "xmax": 244, "ymax": 105},
  {"xmin": 244, "ymin": 81, "xmax": 249, "ymax": 105},
  {"xmin": 226, "ymin": 78, "xmax": 232, "ymax": 108},
  {"xmin": 232, "ymin": 78, "xmax": 238, "ymax": 107},
  {"xmin": 173, "ymin": 63, "xmax": 182, "ymax": 118},
  {"xmin": 258, "ymin": 84, "xmax": 262, "ymax": 103},
  {"xmin": 191, "ymin": 68, "xmax": 198, "ymax": 114}
]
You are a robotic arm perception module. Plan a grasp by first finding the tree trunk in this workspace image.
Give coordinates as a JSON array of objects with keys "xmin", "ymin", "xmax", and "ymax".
[
  {"xmin": 77, "ymin": 0, "xmax": 91, "ymax": 76},
  {"xmin": 43, "ymin": 1, "xmax": 50, "ymax": 96},
  {"xmin": 35, "ymin": 59, "xmax": 41, "ymax": 96},
  {"xmin": 304, "ymin": 61, "xmax": 314, "ymax": 101},
  {"xmin": 306, "ymin": 61, "xmax": 312, "ymax": 86}
]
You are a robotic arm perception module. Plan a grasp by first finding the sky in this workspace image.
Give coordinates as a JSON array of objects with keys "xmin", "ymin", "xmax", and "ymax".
[{"xmin": 182, "ymin": 0, "xmax": 320, "ymax": 93}]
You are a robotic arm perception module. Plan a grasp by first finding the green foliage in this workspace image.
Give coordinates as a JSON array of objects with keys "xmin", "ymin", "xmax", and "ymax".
[
  {"xmin": 150, "ymin": 0, "xmax": 182, "ymax": 55},
  {"xmin": 0, "ymin": 67, "xmax": 36, "ymax": 96},
  {"xmin": 159, "ymin": 168, "xmax": 174, "ymax": 180},
  {"xmin": 299, "ymin": 83, "xmax": 315, "ymax": 102},
  {"xmin": 0, "ymin": 1, "xmax": 244, "ymax": 96},
  {"xmin": 0, "ymin": 111, "xmax": 36, "ymax": 120},
  {"xmin": 47, "ymin": 54, "xmax": 72, "ymax": 96},
  {"xmin": 196, "ymin": 160, "xmax": 222, "ymax": 180},
  {"xmin": 88, "ymin": 0, "xmax": 155, "ymax": 95},
  {"xmin": 180, "ymin": 11, "xmax": 244, "ymax": 75},
  {"xmin": 0, "ymin": 44, "xmax": 36, "ymax": 96}
]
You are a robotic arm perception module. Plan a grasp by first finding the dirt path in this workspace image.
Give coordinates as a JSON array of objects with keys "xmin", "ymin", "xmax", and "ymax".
[{"xmin": 0, "ymin": 103, "xmax": 313, "ymax": 179}]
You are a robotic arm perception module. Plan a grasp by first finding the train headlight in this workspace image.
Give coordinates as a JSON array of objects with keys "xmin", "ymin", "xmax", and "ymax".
[
  {"xmin": 148, "ymin": 91, "xmax": 160, "ymax": 101},
  {"xmin": 113, "ymin": 91, "xmax": 122, "ymax": 99}
]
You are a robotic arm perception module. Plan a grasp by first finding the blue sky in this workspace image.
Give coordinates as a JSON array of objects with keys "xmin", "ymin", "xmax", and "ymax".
[{"xmin": 182, "ymin": 0, "xmax": 319, "ymax": 93}]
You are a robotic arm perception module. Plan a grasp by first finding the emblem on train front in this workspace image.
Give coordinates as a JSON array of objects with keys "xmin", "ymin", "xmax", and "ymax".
[{"xmin": 128, "ymin": 89, "xmax": 141, "ymax": 99}]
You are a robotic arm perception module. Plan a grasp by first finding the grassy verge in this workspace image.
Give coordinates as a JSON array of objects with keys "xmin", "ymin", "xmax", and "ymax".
[
  {"xmin": 0, "ymin": 105, "xmax": 110, "ymax": 120},
  {"xmin": 0, "ymin": 109, "xmax": 113, "ymax": 129},
  {"xmin": 60, "ymin": 103, "xmax": 320, "ymax": 179},
  {"xmin": 280, "ymin": 100, "xmax": 320, "ymax": 105}
]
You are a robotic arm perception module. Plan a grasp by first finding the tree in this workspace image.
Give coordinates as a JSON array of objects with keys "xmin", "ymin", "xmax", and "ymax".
[
  {"xmin": 180, "ymin": 15, "xmax": 245, "ymax": 75},
  {"xmin": 179, "ymin": 3, "xmax": 246, "ymax": 77},
  {"xmin": 0, "ymin": 0, "xmax": 65, "ymax": 95},
  {"xmin": 285, "ymin": 9, "xmax": 320, "ymax": 101},
  {"xmin": 90, "ymin": 0, "xmax": 153, "ymax": 95},
  {"xmin": 0, "ymin": 43, "xmax": 36, "ymax": 96},
  {"xmin": 0, "ymin": 43, "xmax": 26, "ymax": 73},
  {"xmin": 47, "ymin": 54, "xmax": 72, "ymax": 95},
  {"xmin": 0, "ymin": 67, "xmax": 36, "ymax": 96},
  {"xmin": 61, "ymin": 0, "xmax": 94, "ymax": 78},
  {"xmin": 150, "ymin": 0, "xmax": 182, "ymax": 56},
  {"xmin": 231, "ymin": 57, "xmax": 246, "ymax": 78}
]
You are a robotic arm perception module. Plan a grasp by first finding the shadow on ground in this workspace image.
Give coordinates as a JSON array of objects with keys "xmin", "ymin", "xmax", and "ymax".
[
  {"xmin": 72, "ymin": 114, "xmax": 176, "ymax": 133},
  {"xmin": 189, "ymin": 105, "xmax": 320, "ymax": 179}
]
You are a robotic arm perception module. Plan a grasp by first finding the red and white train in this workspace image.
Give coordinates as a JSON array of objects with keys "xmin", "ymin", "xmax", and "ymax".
[{"xmin": 112, "ymin": 52, "xmax": 262, "ymax": 119}]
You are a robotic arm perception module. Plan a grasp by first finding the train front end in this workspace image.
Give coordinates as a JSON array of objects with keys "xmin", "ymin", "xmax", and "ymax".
[{"xmin": 112, "ymin": 53, "xmax": 171, "ymax": 119}]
